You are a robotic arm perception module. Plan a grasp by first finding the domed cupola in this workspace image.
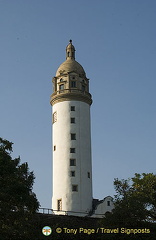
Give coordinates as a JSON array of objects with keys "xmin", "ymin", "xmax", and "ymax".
[
  {"xmin": 50, "ymin": 40, "xmax": 92, "ymax": 106},
  {"xmin": 56, "ymin": 40, "xmax": 86, "ymax": 77}
]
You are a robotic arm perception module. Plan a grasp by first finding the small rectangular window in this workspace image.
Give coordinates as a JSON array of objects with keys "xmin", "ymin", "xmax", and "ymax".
[
  {"xmin": 82, "ymin": 85, "xmax": 85, "ymax": 92},
  {"xmin": 70, "ymin": 159, "xmax": 76, "ymax": 166},
  {"xmin": 57, "ymin": 199, "xmax": 62, "ymax": 211},
  {"xmin": 107, "ymin": 201, "xmax": 110, "ymax": 206},
  {"xmin": 88, "ymin": 172, "xmax": 90, "ymax": 178},
  {"xmin": 71, "ymin": 133, "xmax": 76, "ymax": 140},
  {"xmin": 59, "ymin": 84, "xmax": 64, "ymax": 90},
  {"xmin": 54, "ymin": 145, "xmax": 56, "ymax": 151},
  {"xmin": 70, "ymin": 171, "xmax": 75, "ymax": 177},
  {"xmin": 71, "ymin": 106, "xmax": 75, "ymax": 111},
  {"xmin": 71, "ymin": 81, "xmax": 76, "ymax": 88},
  {"xmin": 72, "ymin": 185, "xmax": 78, "ymax": 192},
  {"xmin": 71, "ymin": 118, "xmax": 75, "ymax": 123},
  {"xmin": 70, "ymin": 148, "xmax": 75, "ymax": 153}
]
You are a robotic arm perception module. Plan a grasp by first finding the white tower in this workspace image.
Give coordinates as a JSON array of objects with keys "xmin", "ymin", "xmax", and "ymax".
[{"xmin": 50, "ymin": 40, "xmax": 93, "ymax": 216}]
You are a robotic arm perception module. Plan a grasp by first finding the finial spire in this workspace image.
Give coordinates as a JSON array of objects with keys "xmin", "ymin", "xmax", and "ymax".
[{"xmin": 66, "ymin": 40, "xmax": 75, "ymax": 60}]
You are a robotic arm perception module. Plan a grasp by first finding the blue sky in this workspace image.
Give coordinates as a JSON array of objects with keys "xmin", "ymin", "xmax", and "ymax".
[{"xmin": 0, "ymin": 0, "xmax": 156, "ymax": 209}]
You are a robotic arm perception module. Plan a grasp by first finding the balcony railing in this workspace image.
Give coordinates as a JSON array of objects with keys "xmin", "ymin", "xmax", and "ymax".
[{"xmin": 37, "ymin": 208, "xmax": 105, "ymax": 217}]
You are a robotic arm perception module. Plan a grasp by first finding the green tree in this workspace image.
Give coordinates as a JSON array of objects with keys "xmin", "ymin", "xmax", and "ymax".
[
  {"xmin": 102, "ymin": 174, "xmax": 156, "ymax": 240},
  {"xmin": 0, "ymin": 137, "xmax": 40, "ymax": 239},
  {"xmin": 131, "ymin": 173, "xmax": 156, "ymax": 221},
  {"xmin": 113, "ymin": 173, "xmax": 156, "ymax": 222},
  {"xmin": 104, "ymin": 173, "xmax": 156, "ymax": 226}
]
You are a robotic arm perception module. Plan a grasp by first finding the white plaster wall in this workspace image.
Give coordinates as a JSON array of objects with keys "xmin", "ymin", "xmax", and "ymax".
[
  {"xmin": 91, "ymin": 197, "xmax": 114, "ymax": 218},
  {"xmin": 52, "ymin": 100, "xmax": 92, "ymax": 215}
]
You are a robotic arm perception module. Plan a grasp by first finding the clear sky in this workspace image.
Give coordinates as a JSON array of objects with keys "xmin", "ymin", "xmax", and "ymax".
[{"xmin": 0, "ymin": 0, "xmax": 156, "ymax": 209}]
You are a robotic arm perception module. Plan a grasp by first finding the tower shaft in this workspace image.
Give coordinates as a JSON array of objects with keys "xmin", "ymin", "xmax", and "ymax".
[{"xmin": 51, "ymin": 41, "xmax": 93, "ymax": 216}]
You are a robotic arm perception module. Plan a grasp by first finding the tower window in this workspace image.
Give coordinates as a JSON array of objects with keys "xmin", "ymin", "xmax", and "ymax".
[
  {"xmin": 71, "ymin": 118, "xmax": 75, "ymax": 123},
  {"xmin": 88, "ymin": 172, "xmax": 90, "ymax": 178},
  {"xmin": 71, "ymin": 106, "xmax": 75, "ymax": 111},
  {"xmin": 72, "ymin": 185, "xmax": 78, "ymax": 192},
  {"xmin": 57, "ymin": 199, "xmax": 62, "ymax": 211},
  {"xmin": 54, "ymin": 145, "xmax": 56, "ymax": 151},
  {"xmin": 107, "ymin": 201, "xmax": 110, "ymax": 206},
  {"xmin": 70, "ymin": 148, "xmax": 75, "ymax": 153},
  {"xmin": 70, "ymin": 171, "xmax": 75, "ymax": 177},
  {"xmin": 71, "ymin": 133, "xmax": 76, "ymax": 140},
  {"xmin": 71, "ymin": 81, "xmax": 76, "ymax": 88},
  {"xmin": 82, "ymin": 85, "xmax": 85, "ymax": 92},
  {"xmin": 53, "ymin": 112, "xmax": 57, "ymax": 124},
  {"xmin": 59, "ymin": 84, "xmax": 64, "ymax": 90},
  {"xmin": 60, "ymin": 78, "xmax": 63, "ymax": 82},
  {"xmin": 70, "ymin": 159, "xmax": 76, "ymax": 166}
]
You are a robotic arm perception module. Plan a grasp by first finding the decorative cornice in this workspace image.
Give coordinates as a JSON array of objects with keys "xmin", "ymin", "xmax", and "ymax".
[{"xmin": 50, "ymin": 90, "xmax": 92, "ymax": 106}]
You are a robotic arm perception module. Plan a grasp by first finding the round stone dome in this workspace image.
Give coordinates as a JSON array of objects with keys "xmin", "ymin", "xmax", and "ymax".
[{"xmin": 56, "ymin": 58, "xmax": 86, "ymax": 76}]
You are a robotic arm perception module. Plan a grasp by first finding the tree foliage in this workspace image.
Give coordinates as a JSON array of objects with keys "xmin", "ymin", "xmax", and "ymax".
[
  {"xmin": 0, "ymin": 137, "xmax": 40, "ymax": 239},
  {"xmin": 105, "ymin": 173, "xmax": 156, "ymax": 226}
]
